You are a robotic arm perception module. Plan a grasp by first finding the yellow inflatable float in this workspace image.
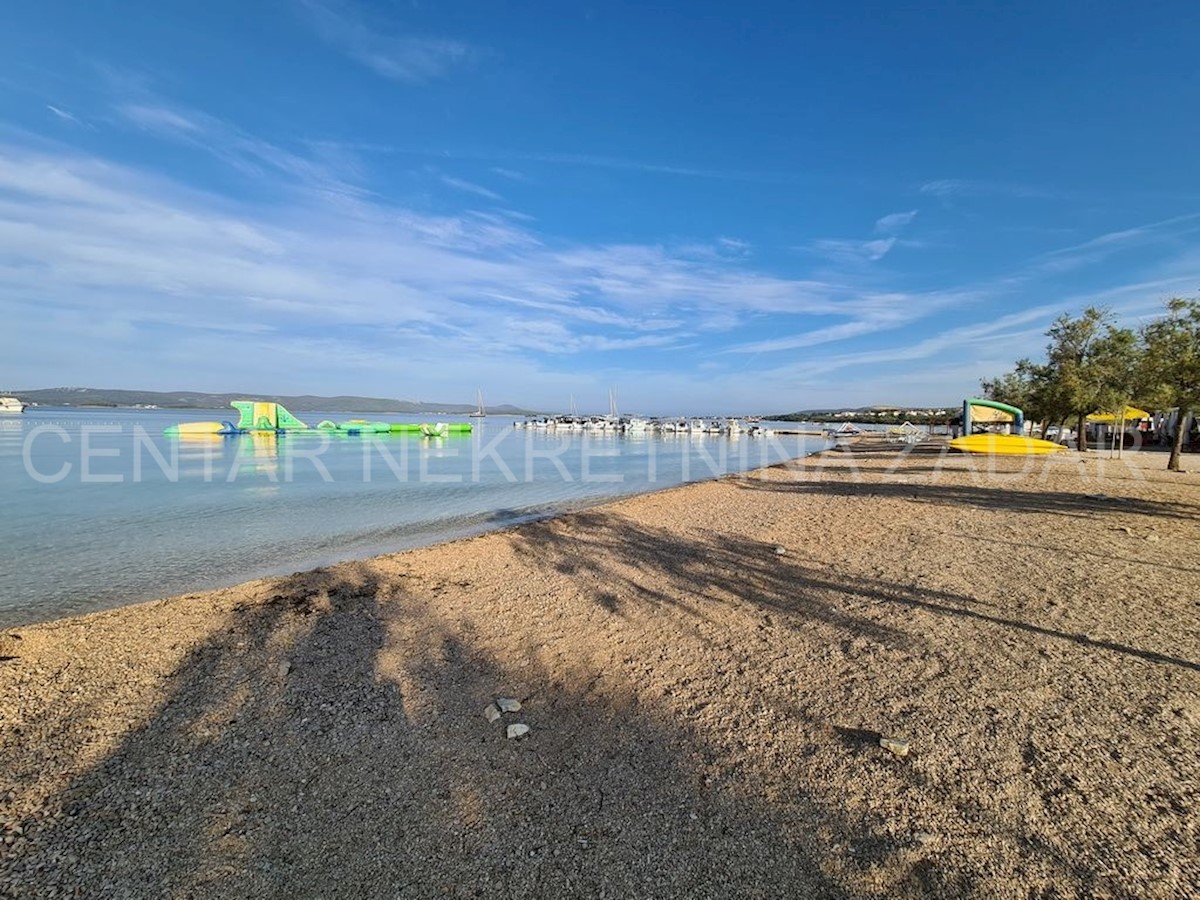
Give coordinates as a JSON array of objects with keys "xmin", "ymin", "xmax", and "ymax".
[
  {"xmin": 951, "ymin": 399, "xmax": 1066, "ymax": 455},
  {"xmin": 949, "ymin": 433, "xmax": 1066, "ymax": 455}
]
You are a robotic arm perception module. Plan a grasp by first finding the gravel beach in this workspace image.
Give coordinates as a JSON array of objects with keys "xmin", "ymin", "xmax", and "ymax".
[{"xmin": 2, "ymin": 440, "xmax": 1198, "ymax": 898}]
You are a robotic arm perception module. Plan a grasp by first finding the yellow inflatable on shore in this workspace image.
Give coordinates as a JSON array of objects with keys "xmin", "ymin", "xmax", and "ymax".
[
  {"xmin": 949, "ymin": 434, "xmax": 1066, "ymax": 455},
  {"xmin": 951, "ymin": 399, "xmax": 1066, "ymax": 455}
]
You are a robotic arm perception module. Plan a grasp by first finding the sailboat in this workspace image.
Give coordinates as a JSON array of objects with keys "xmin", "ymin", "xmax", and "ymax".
[
  {"xmin": 605, "ymin": 388, "xmax": 621, "ymax": 430},
  {"xmin": 468, "ymin": 388, "xmax": 486, "ymax": 418}
]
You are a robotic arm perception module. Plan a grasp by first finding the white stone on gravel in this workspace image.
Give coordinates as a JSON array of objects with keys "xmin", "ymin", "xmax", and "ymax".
[
  {"xmin": 879, "ymin": 736, "xmax": 910, "ymax": 757},
  {"xmin": 496, "ymin": 697, "xmax": 522, "ymax": 713},
  {"xmin": 506, "ymin": 723, "xmax": 530, "ymax": 739},
  {"xmin": 483, "ymin": 704, "xmax": 502, "ymax": 723}
]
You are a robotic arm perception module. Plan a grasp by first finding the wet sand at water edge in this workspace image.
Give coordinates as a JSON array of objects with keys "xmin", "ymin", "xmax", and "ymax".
[{"xmin": 2, "ymin": 440, "xmax": 1198, "ymax": 897}]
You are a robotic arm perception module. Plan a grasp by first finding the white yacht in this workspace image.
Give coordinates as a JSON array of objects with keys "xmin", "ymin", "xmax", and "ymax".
[{"xmin": 0, "ymin": 397, "xmax": 26, "ymax": 414}]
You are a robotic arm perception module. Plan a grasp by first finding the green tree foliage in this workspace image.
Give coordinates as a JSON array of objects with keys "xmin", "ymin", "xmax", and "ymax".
[
  {"xmin": 980, "ymin": 361, "xmax": 1036, "ymax": 412},
  {"xmin": 981, "ymin": 359, "xmax": 1063, "ymax": 436},
  {"xmin": 1139, "ymin": 298, "xmax": 1200, "ymax": 471},
  {"xmin": 982, "ymin": 309, "xmax": 1137, "ymax": 448},
  {"xmin": 1042, "ymin": 308, "xmax": 1138, "ymax": 452}
]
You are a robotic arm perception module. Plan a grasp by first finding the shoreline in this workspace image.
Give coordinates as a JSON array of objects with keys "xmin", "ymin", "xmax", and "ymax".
[
  {"xmin": 0, "ymin": 438, "xmax": 833, "ymax": 630},
  {"xmin": 2, "ymin": 441, "xmax": 1198, "ymax": 896}
]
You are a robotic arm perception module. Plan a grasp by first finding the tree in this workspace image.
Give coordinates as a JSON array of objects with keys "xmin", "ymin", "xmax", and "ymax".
[
  {"xmin": 1139, "ymin": 298, "xmax": 1200, "ymax": 471},
  {"xmin": 981, "ymin": 358, "xmax": 1064, "ymax": 437},
  {"xmin": 1042, "ymin": 308, "xmax": 1138, "ymax": 452},
  {"xmin": 981, "ymin": 360, "xmax": 1036, "ymax": 412}
]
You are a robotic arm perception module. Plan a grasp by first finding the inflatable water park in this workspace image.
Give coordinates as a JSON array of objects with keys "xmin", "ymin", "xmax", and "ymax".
[
  {"xmin": 949, "ymin": 398, "xmax": 1066, "ymax": 455},
  {"xmin": 163, "ymin": 401, "xmax": 473, "ymax": 438}
]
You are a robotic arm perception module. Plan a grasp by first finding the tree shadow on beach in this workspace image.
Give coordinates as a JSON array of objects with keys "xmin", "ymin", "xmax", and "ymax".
[
  {"xmin": 1, "ymin": 561, "xmax": 892, "ymax": 898},
  {"xmin": 950, "ymin": 531, "xmax": 1200, "ymax": 575},
  {"xmin": 6, "ymin": 489, "xmax": 1195, "ymax": 895},
  {"xmin": 508, "ymin": 512, "xmax": 927, "ymax": 646},
  {"xmin": 734, "ymin": 465, "xmax": 1200, "ymax": 521},
  {"xmin": 804, "ymin": 442, "xmax": 1200, "ymax": 491},
  {"xmin": 503, "ymin": 511, "xmax": 1199, "ymax": 674},
  {"xmin": 500, "ymin": 507, "xmax": 1200, "ymax": 890}
]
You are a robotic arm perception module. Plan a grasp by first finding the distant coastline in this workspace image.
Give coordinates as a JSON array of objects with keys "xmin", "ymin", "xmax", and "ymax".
[
  {"xmin": 6, "ymin": 387, "xmax": 535, "ymax": 416},
  {"xmin": 6, "ymin": 387, "xmax": 963, "ymax": 422}
]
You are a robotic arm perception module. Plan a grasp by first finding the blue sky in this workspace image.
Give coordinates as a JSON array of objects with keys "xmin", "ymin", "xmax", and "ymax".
[{"xmin": 2, "ymin": 1, "xmax": 1199, "ymax": 414}]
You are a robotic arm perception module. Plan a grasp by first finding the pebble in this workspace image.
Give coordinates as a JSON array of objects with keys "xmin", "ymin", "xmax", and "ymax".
[
  {"xmin": 278, "ymin": 660, "xmax": 292, "ymax": 677},
  {"xmin": 506, "ymin": 723, "xmax": 530, "ymax": 740},
  {"xmin": 483, "ymin": 704, "xmax": 502, "ymax": 723},
  {"xmin": 496, "ymin": 698, "xmax": 522, "ymax": 713},
  {"xmin": 774, "ymin": 546, "xmax": 788, "ymax": 556},
  {"xmin": 879, "ymin": 736, "xmax": 910, "ymax": 757}
]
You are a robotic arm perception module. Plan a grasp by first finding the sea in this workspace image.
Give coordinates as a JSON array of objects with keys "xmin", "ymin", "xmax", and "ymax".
[{"xmin": 0, "ymin": 408, "xmax": 830, "ymax": 626}]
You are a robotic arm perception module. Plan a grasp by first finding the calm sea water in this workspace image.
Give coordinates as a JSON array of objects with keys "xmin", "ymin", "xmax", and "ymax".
[{"xmin": 0, "ymin": 408, "xmax": 828, "ymax": 626}]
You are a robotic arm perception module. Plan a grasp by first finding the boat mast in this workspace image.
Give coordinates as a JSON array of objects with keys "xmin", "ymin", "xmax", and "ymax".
[{"xmin": 469, "ymin": 388, "xmax": 486, "ymax": 417}]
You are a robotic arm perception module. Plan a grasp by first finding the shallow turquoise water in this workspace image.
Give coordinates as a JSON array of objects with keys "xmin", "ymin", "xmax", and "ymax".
[{"xmin": 0, "ymin": 408, "xmax": 828, "ymax": 625}]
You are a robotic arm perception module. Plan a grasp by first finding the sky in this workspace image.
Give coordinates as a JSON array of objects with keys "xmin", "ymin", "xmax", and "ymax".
[{"xmin": 1, "ymin": 1, "xmax": 1199, "ymax": 414}]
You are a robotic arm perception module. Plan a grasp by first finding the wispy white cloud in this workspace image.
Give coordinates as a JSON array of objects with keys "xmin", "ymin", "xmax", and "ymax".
[
  {"xmin": 116, "ymin": 100, "xmax": 365, "ymax": 198},
  {"xmin": 726, "ymin": 290, "xmax": 973, "ymax": 355},
  {"xmin": 716, "ymin": 236, "xmax": 751, "ymax": 254},
  {"xmin": 289, "ymin": 141, "xmax": 825, "ymax": 186},
  {"xmin": 119, "ymin": 103, "xmax": 203, "ymax": 135},
  {"xmin": 439, "ymin": 174, "xmax": 503, "ymax": 201},
  {"xmin": 1058, "ymin": 274, "xmax": 1200, "ymax": 322},
  {"xmin": 919, "ymin": 178, "xmax": 967, "ymax": 199},
  {"xmin": 762, "ymin": 304, "xmax": 1066, "ymax": 387},
  {"xmin": 298, "ymin": 0, "xmax": 477, "ymax": 83},
  {"xmin": 0, "ymin": 141, "xmax": 882, "ymax": 397},
  {"xmin": 520, "ymin": 151, "xmax": 739, "ymax": 179},
  {"xmin": 875, "ymin": 210, "xmax": 916, "ymax": 233},
  {"xmin": 918, "ymin": 178, "xmax": 1081, "ymax": 202},
  {"xmin": 808, "ymin": 209, "xmax": 921, "ymax": 265},
  {"xmin": 733, "ymin": 206, "xmax": 1200, "ymax": 403},
  {"xmin": 485, "ymin": 150, "xmax": 825, "ymax": 185},
  {"xmin": 7, "ymin": 93, "xmax": 1199, "ymax": 409},
  {"xmin": 810, "ymin": 236, "xmax": 896, "ymax": 263},
  {"xmin": 46, "ymin": 105, "xmax": 84, "ymax": 127},
  {"xmin": 1028, "ymin": 213, "xmax": 1200, "ymax": 274}
]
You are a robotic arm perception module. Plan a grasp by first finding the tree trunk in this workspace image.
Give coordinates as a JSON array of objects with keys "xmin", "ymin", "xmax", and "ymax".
[
  {"xmin": 1077, "ymin": 412, "xmax": 1088, "ymax": 452},
  {"xmin": 1168, "ymin": 410, "xmax": 1188, "ymax": 471}
]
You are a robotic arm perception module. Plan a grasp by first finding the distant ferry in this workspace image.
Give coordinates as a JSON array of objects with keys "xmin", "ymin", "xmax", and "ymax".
[{"xmin": 0, "ymin": 396, "xmax": 26, "ymax": 414}]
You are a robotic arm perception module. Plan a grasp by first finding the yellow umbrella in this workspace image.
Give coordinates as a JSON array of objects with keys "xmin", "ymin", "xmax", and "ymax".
[{"xmin": 1086, "ymin": 406, "xmax": 1150, "ymax": 423}]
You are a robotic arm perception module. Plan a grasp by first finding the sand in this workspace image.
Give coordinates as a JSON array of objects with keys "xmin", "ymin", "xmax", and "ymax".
[{"xmin": 2, "ymin": 441, "xmax": 1198, "ymax": 898}]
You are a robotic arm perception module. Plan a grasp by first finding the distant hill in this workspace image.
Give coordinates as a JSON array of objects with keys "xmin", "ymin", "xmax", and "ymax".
[
  {"xmin": 773, "ymin": 405, "xmax": 956, "ymax": 424},
  {"xmin": 12, "ymin": 387, "xmax": 535, "ymax": 416}
]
